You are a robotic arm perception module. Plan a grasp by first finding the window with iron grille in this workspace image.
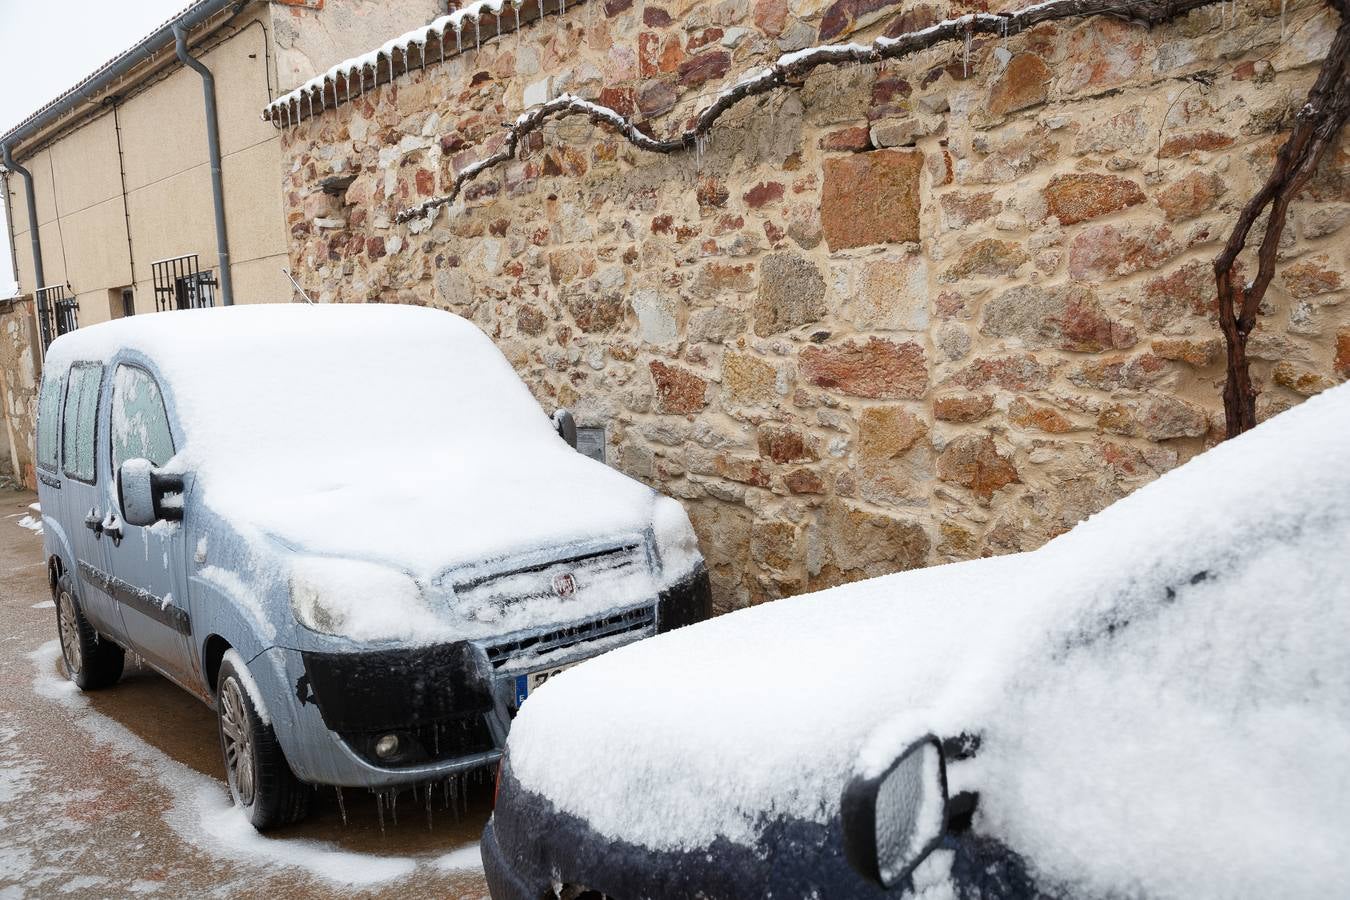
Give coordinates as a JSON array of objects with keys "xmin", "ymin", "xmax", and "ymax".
[
  {"xmin": 151, "ymin": 254, "xmax": 217, "ymax": 312},
  {"xmin": 35, "ymin": 285, "xmax": 78, "ymax": 350}
]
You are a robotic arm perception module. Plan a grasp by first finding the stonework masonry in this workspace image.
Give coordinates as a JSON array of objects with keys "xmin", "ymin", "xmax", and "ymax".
[{"xmin": 280, "ymin": 0, "xmax": 1349, "ymax": 612}]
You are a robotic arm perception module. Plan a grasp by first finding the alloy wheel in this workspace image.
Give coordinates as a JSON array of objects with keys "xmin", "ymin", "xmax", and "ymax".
[
  {"xmin": 57, "ymin": 591, "xmax": 83, "ymax": 677},
  {"xmin": 219, "ymin": 678, "xmax": 256, "ymax": 808}
]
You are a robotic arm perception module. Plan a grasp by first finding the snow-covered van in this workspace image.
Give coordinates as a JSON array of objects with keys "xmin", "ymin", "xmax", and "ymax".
[
  {"xmin": 484, "ymin": 383, "xmax": 1350, "ymax": 899},
  {"xmin": 35, "ymin": 304, "xmax": 709, "ymax": 830}
]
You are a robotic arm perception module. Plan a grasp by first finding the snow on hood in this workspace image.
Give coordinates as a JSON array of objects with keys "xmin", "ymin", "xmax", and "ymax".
[
  {"xmin": 507, "ymin": 383, "xmax": 1350, "ymax": 896},
  {"xmin": 42, "ymin": 304, "xmax": 657, "ymax": 578}
]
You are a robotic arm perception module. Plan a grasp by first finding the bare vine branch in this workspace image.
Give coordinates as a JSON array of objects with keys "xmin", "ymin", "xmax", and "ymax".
[
  {"xmin": 396, "ymin": 0, "xmax": 1224, "ymax": 223},
  {"xmin": 1213, "ymin": 2, "xmax": 1348, "ymax": 437}
]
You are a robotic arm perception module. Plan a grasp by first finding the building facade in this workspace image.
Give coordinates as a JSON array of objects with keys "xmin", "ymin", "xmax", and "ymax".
[
  {"xmin": 0, "ymin": 0, "xmax": 442, "ymax": 347},
  {"xmin": 0, "ymin": 0, "xmax": 446, "ymax": 486},
  {"xmin": 274, "ymin": 0, "xmax": 1348, "ymax": 611}
]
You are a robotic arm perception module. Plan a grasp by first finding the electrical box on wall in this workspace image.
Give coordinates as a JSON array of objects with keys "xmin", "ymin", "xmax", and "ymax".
[{"xmin": 576, "ymin": 426, "xmax": 605, "ymax": 464}]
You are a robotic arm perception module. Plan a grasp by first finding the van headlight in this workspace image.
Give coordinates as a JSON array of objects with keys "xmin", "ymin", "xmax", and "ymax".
[
  {"xmin": 651, "ymin": 496, "xmax": 701, "ymax": 580},
  {"xmin": 289, "ymin": 557, "xmax": 435, "ymax": 641}
]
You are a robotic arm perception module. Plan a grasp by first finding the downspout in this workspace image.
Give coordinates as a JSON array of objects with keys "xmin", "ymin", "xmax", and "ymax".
[
  {"xmin": 0, "ymin": 143, "xmax": 46, "ymax": 294},
  {"xmin": 173, "ymin": 23, "xmax": 234, "ymax": 306}
]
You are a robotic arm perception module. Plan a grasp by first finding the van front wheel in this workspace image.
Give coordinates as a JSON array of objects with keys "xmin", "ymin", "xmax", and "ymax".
[
  {"xmin": 216, "ymin": 654, "xmax": 310, "ymax": 830},
  {"xmin": 55, "ymin": 576, "xmax": 124, "ymax": 690}
]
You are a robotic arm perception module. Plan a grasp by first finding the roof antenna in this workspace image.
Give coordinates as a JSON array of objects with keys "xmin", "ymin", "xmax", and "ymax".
[{"xmin": 282, "ymin": 268, "xmax": 315, "ymax": 304}]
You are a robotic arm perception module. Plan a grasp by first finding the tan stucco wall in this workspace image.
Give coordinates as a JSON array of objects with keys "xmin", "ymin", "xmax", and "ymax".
[
  {"xmin": 269, "ymin": 0, "xmax": 444, "ymax": 93},
  {"xmin": 3, "ymin": 5, "xmax": 290, "ymax": 323},
  {"xmin": 0, "ymin": 297, "xmax": 40, "ymax": 488}
]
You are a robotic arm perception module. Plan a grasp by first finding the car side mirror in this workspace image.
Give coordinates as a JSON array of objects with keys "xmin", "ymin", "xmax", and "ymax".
[
  {"xmin": 553, "ymin": 408, "xmax": 578, "ymax": 450},
  {"xmin": 117, "ymin": 458, "xmax": 186, "ymax": 526},
  {"xmin": 841, "ymin": 735, "xmax": 949, "ymax": 889}
]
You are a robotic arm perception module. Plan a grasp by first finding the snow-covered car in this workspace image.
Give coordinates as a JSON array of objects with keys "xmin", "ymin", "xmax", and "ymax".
[
  {"xmin": 35, "ymin": 303, "xmax": 709, "ymax": 830},
  {"xmin": 484, "ymin": 382, "xmax": 1350, "ymax": 899}
]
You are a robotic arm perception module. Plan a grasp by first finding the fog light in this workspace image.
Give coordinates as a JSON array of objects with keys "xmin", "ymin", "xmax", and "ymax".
[{"xmin": 374, "ymin": 733, "xmax": 401, "ymax": 759}]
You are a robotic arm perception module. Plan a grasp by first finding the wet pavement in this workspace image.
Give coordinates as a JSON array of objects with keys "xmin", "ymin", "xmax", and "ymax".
[{"xmin": 0, "ymin": 490, "xmax": 494, "ymax": 898}]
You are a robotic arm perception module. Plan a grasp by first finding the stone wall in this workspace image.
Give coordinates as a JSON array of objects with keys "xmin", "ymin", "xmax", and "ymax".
[
  {"xmin": 0, "ymin": 296, "xmax": 40, "ymax": 490},
  {"xmin": 281, "ymin": 0, "xmax": 1349, "ymax": 611}
]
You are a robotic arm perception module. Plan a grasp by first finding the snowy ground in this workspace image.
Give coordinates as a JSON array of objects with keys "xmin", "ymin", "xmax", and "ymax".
[{"xmin": 0, "ymin": 490, "xmax": 491, "ymax": 899}]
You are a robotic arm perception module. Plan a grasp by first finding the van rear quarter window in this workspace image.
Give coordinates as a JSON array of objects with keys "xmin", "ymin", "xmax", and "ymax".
[
  {"xmin": 62, "ymin": 364, "xmax": 103, "ymax": 483},
  {"xmin": 36, "ymin": 371, "xmax": 65, "ymax": 471}
]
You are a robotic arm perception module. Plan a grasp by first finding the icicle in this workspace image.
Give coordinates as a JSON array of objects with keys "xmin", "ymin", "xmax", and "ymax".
[
  {"xmin": 335, "ymin": 786, "xmax": 348, "ymax": 826},
  {"xmin": 561, "ymin": 0, "xmax": 566, "ymax": 16},
  {"xmin": 475, "ymin": 18, "xmax": 481, "ymax": 52},
  {"xmin": 456, "ymin": 22, "xmax": 463, "ymax": 54},
  {"xmin": 425, "ymin": 783, "xmax": 434, "ymax": 831},
  {"xmin": 539, "ymin": 0, "xmax": 545, "ymax": 22},
  {"xmin": 375, "ymin": 791, "xmax": 386, "ymax": 836},
  {"xmin": 390, "ymin": 788, "xmax": 399, "ymax": 825},
  {"xmin": 963, "ymin": 30, "xmax": 972, "ymax": 79},
  {"xmin": 1280, "ymin": 0, "xmax": 1287, "ymax": 39},
  {"xmin": 514, "ymin": 1, "xmax": 522, "ymax": 34}
]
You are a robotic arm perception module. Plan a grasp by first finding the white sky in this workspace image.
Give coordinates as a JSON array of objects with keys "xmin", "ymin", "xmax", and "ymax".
[{"xmin": 0, "ymin": 1, "xmax": 189, "ymax": 298}]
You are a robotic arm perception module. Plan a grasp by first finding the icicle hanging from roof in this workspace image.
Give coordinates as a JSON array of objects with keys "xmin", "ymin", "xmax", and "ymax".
[{"xmin": 262, "ymin": 0, "xmax": 590, "ymax": 127}]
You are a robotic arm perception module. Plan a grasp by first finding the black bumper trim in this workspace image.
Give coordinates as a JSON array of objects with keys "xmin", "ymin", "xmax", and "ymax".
[
  {"xmin": 300, "ymin": 641, "xmax": 495, "ymax": 735},
  {"xmin": 657, "ymin": 565, "xmax": 712, "ymax": 633}
]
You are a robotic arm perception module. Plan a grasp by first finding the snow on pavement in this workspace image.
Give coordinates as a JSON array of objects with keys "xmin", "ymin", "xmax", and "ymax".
[{"xmin": 25, "ymin": 639, "xmax": 478, "ymax": 890}]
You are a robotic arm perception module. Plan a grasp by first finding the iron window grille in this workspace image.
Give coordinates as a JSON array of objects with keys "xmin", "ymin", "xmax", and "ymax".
[
  {"xmin": 152, "ymin": 254, "xmax": 217, "ymax": 312},
  {"xmin": 35, "ymin": 285, "xmax": 78, "ymax": 350}
]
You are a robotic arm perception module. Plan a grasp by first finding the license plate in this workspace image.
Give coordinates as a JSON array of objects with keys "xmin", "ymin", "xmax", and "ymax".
[{"xmin": 514, "ymin": 661, "xmax": 579, "ymax": 707}]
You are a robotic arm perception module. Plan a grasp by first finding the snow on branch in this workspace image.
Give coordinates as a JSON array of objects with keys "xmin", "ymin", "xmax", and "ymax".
[{"xmin": 396, "ymin": 0, "xmax": 1224, "ymax": 222}]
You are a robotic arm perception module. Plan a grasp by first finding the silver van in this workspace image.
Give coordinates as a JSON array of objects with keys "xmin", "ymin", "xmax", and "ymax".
[{"xmin": 35, "ymin": 303, "xmax": 709, "ymax": 829}]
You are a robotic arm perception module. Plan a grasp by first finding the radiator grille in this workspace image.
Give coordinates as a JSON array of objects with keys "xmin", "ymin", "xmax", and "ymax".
[
  {"xmin": 453, "ymin": 542, "xmax": 645, "ymax": 615},
  {"xmin": 484, "ymin": 605, "xmax": 656, "ymax": 669}
]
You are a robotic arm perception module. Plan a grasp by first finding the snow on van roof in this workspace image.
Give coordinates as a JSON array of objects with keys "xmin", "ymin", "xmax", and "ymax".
[
  {"xmin": 42, "ymin": 304, "xmax": 656, "ymax": 580},
  {"xmin": 507, "ymin": 382, "xmax": 1350, "ymax": 896}
]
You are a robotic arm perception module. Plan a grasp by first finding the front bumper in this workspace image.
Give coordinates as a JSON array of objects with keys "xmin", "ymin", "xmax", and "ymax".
[
  {"xmin": 248, "ymin": 566, "xmax": 712, "ymax": 789},
  {"xmin": 484, "ymin": 763, "xmax": 1038, "ymax": 900}
]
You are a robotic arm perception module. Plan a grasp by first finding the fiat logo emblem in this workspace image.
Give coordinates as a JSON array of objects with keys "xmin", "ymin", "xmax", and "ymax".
[{"xmin": 552, "ymin": 573, "xmax": 577, "ymax": 598}]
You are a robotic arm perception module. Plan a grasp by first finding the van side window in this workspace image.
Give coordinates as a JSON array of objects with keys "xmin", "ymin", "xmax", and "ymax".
[
  {"xmin": 62, "ymin": 364, "xmax": 103, "ymax": 483},
  {"xmin": 111, "ymin": 365, "xmax": 175, "ymax": 471},
  {"xmin": 36, "ymin": 371, "xmax": 65, "ymax": 471}
]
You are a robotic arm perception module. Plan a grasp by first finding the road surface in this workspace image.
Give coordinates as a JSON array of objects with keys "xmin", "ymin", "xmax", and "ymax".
[{"xmin": 0, "ymin": 489, "xmax": 495, "ymax": 898}]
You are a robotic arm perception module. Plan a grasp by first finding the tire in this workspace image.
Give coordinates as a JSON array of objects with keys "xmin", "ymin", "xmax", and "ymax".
[
  {"xmin": 216, "ymin": 653, "xmax": 310, "ymax": 830},
  {"xmin": 55, "ymin": 574, "xmax": 124, "ymax": 690}
]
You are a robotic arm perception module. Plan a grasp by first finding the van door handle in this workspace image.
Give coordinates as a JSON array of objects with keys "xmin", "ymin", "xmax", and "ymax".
[{"xmin": 84, "ymin": 509, "xmax": 103, "ymax": 537}]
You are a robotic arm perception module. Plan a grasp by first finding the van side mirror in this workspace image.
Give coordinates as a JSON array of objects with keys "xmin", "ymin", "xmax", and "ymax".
[
  {"xmin": 553, "ymin": 408, "xmax": 578, "ymax": 450},
  {"xmin": 117, "ymin": 458, "xmax": 186, "ymax": 526},
  {"xmin": 841, "ymin": 735, "xmax": 949, "ymax": 889}
]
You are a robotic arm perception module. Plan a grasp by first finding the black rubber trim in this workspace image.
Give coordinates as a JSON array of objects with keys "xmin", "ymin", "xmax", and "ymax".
[
  {"xmin": 77, "ymin": 559, "xmax": 191, "ymax": 635},
  {"xmin": 300, "ymin": 641, "xmax": 495, "ymax": 734},
  {"xmin": 657, "ymin": 565, "xmax": 712, "ymax": 633}
]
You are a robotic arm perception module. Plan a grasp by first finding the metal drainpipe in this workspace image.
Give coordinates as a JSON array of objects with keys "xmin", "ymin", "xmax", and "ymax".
[
  {"xmin": 0, "ymin": 143, "xmax": 46, "ymax": 295},
  {"xmin": 173, "ymin": 23, "xmax": 234, "ymax": 306}
]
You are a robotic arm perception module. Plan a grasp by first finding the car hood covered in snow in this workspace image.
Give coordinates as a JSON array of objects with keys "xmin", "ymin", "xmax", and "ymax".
[
  {"xmin": 43, "ymin": 304, "xmax": 658, "ymax": 579},
  {"xmin": 507, "ymin": 383, "xmax": 1350, "ymax": 898}
]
